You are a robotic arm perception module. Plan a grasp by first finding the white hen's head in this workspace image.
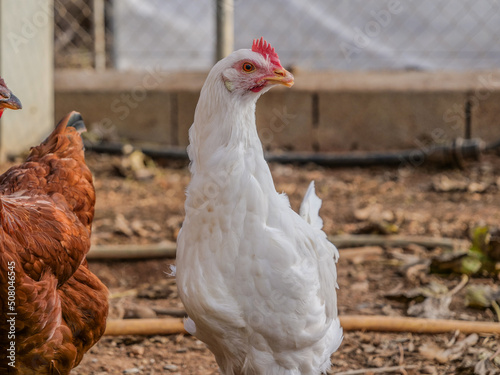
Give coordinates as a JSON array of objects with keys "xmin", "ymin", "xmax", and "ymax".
[
  {"xmin": 208, "ymin": 38, "xmax": 294, "ymax": 100},
  {"xmin": 190, "ymin": 38, "xmax": 294, "ymax": 166}
]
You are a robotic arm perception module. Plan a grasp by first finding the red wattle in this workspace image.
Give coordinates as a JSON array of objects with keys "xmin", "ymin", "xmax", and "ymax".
[{"xmin": 250, "ymin": 84, "xmax": 266, "ymax": 93}]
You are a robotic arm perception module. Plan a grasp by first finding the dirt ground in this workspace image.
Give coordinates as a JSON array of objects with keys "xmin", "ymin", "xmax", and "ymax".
[{"xmin": 15, "ymin": 150, "xmax": 499, "ymax": 375}]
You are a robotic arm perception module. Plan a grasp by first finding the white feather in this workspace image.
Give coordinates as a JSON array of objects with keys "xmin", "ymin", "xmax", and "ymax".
[
  {"xmin": 184, "ymin": 317, "xmax": 197, "ymax": 335},
  {"xmin": 167, "ymin": 264, "xmax": 176, "ymax": 277},
  {"xmin": 176, "ymin": 47, "xmax": 342, "ymax": 375},
  {"xmin": 300, "ymin": 181, "xmax": 324, "ymax": 230}
]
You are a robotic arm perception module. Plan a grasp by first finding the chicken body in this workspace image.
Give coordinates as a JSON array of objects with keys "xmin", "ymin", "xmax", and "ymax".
[
  {"xmin": 0, "ymin": 110, "xmax": 108, "ymax": 374},
  {"xmin": 176, "ymin": 39, "xmax": 342, "ymax": 375}
]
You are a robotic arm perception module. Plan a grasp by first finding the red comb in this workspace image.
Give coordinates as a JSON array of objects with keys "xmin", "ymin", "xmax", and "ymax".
[{"xmin": 252, "ymin": 37, "xmax": 281, "ymax": 66}]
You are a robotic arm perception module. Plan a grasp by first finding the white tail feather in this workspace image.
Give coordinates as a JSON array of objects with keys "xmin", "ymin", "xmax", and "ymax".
[
  {"xmin": 299, "ymin": 181, "xmax": 324, "ymax": 230},
  {"xmin": 184, "ymin": 317, "xmax": 197, "ymax": 335}
]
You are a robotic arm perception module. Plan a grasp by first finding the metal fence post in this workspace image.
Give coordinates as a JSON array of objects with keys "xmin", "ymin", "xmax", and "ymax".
[{"xmin": 215, "ymin": 0, "xmax": 234, "ymax": 62}]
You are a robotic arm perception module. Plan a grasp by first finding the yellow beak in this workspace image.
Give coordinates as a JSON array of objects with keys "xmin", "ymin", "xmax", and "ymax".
[{"xmin": 263, "ymin": 68, "xmax": 294, "ymax": 87}]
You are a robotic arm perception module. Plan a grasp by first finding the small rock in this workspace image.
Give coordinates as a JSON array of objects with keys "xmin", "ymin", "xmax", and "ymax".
[
  {"xmin": 163, "ymin": 364, "xmax": 179, "ymax": 371},
  {"xmin": 354, "ymin": 204, "xmax": 394, "ymax": 222},
  {"xmin": 134, "ymin": 168, "xmax": 155, "ymax": 180},
  {"xmin": 367, "ymin": 356, "xmax": 384, "ymax": 367},
  {"xmin": 351, "ymin": 281, "xmax": 369, "ymax": 293},
  {"xmin": 128, "ymin": 344, "xmax": 145, "ymax": 357},
  {"xmin": 468, "ymin": 182, "xmax": 488, "ymax": 194},
  {"xmin": 431, "ymin": 175, "xmax": 468, "ymax": 192},
  {"xmin": 360, "ymin": 344, "xmax": 376, "ymax": 353},
  {"xmin": 123, "ymin": 304, "xmax": 157, "ymax": 319},
  {"xmin": 150, "ymin": 336, "xmax": 169, "ymax": 344},
  {"xmin": 123, "ymin": 369, "xmax": 140, "ymax": 374}
]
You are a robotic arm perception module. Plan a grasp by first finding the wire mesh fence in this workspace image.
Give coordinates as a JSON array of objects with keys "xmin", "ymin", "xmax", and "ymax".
[
  {"xmin": 54, "ymin": 0, "xmax": 95, "ymax": 68},
  {"xmin": 54, "ymin": 0, "xmax": 500, "ymax": 71}
]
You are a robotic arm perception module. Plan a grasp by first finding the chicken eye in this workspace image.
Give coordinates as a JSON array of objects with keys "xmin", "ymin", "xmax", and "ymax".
[{"xmin": 242, "ymin": 62, "xmax": 255, "ymax": 72}]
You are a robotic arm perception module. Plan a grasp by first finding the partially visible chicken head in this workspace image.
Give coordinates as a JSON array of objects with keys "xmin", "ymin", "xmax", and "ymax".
[{"xmin": 0, "ymin": 77, "xmax": 22, "ymax": 118}]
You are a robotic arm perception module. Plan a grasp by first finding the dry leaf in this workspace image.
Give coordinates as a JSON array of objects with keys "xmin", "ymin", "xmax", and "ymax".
[
  {"xmin": 466, "ymin": 285, "xmax": 495, "ymax": 308},
  {"xmin": 114, "ymin": 213, "xmax": 134, "ymax": 237},
  {"xmin": 407, "ymin": 295, "xmax": 454, "ymax": 319},
  {"xmin": 474, "ymin": 358, "xmax": 500, "ymax": 375},
  {"xmin": 419, "ymin": 334, "xmax": 479, "ymax": 364}
]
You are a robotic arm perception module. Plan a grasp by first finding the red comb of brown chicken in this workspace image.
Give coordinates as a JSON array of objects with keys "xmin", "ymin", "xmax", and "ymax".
[{"xmin": 0, "ymin": 101, "xmax": 108, "ymax": 374}]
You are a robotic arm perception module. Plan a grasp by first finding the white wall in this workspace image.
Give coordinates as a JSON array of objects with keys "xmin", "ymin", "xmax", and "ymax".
[{"xmin": 0, "ymin": 0, "xmax": 54, "ymax": 159}]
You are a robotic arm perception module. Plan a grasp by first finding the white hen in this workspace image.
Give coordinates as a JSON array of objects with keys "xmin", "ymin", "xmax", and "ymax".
[{"xmin": 176, "ymin": 38, "xmax": 342, "ymax": 375}]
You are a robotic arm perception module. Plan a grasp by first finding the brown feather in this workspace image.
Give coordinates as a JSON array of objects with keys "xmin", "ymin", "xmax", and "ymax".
[{"xmin": 0, "ymin": 112, "xmax": 108, "ymax": 374}]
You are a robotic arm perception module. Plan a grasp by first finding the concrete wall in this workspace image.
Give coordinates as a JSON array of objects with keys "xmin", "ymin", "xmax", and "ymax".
[
  {"xmin": 0, "ymin": 0, "xmax": 54, "ymax": 159},
  {"xmin": 55, "ymin": 70, "xmax": 500, "ymax": 153}
]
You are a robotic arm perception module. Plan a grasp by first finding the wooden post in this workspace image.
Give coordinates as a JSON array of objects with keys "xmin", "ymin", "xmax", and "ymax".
[
  {"xmin": 104, "ymin": 316, "xmax": 500, "ymax": 336},
  {"xmin": 215, "ymin": 0, "xmax": 234, "ymax": 62},
  {"xmin": 93, "ymin": 0, "xmax": 106, "ymax": 71}
]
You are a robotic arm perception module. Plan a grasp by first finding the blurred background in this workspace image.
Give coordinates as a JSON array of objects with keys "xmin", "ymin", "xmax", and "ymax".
[
  {"xmin": 1, "ymin": 0, "xmax": 500, "ymax": 158},
  {"xmin": 55, "ymin": 0, "xmax": 500, "ymax": 71},
  {"xmin": 1, "ymin": 3, "xmax": 499, "ymax": 373}
]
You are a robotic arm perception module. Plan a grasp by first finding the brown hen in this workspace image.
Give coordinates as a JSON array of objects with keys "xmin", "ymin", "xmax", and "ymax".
[{"xmin": 0, "ymin": 79, "xmax": 108, "ymax": 374}]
